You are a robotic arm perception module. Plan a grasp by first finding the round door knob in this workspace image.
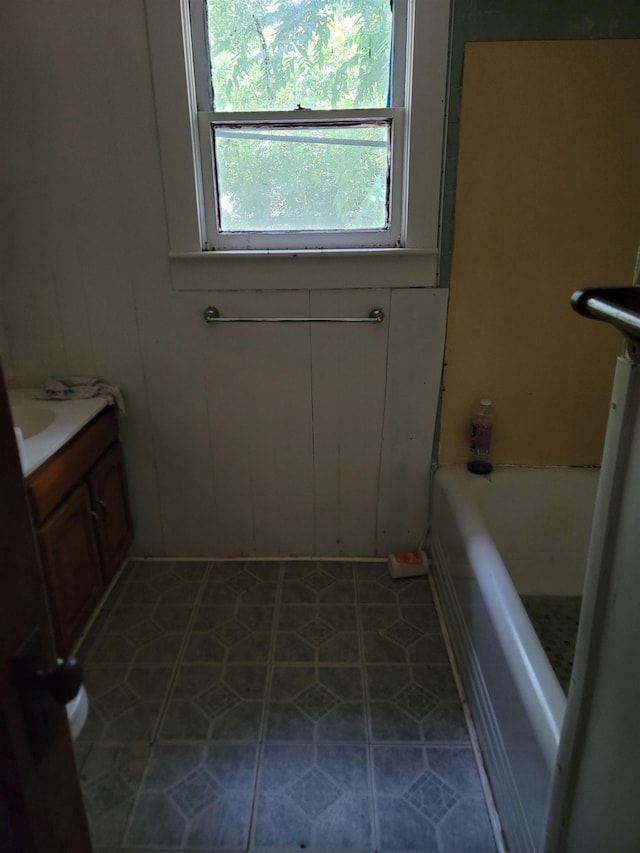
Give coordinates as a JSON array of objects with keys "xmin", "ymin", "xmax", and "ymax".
[{"xmin": 36, "ymin": 658, "xmax": 83, "ymax": 705}]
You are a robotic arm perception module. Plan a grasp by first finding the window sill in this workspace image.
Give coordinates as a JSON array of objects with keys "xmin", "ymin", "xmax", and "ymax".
[
  {"xmin": 169, "ymin": 247, "xmax": 437, "ymax": 260},
  {"xmin": 168, "ymin": 247, "xmax": 439, "ymax": 291}
]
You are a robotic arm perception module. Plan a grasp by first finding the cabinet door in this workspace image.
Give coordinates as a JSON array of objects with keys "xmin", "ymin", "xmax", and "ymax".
[
  {"xmin": 38, "ymin": 482, "xmax": 104, "ymax": 656},
  {"xmin": 89, "ymin": 441, "xmax": 133, "ymax": 583}
]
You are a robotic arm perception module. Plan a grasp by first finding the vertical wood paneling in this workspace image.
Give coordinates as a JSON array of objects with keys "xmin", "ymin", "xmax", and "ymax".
[
  {"xmin": 0, "ymin": 2, "xmax": 448, "ymax": 558},
  {"xmin": 3, "ymin": 4, "xmax": 96, "ymax": 379},
  {"xmin": 204, "ymin": 292, "xmax": 314, "ymax": 556},
  {"xmin": 1, "ymin": 2, "xmax": 70, "ymax": 382},
  {"xmin": 46, "ymin": 1, "xmax": 167, "ymax": 553},
  {"xmin": 134, "ymin": 291, "xmax": 219, "ymax": 554},
  {"xmin": 377, "ymin": 288, "xmax": 448, "ymax": 555},
  {"xmin": 1, "ymin": 2, "xmax": 167, "ymax": 553},
  {"xmin": 310, "ymin": 290, "xmax": 391, "ymax": 555}
]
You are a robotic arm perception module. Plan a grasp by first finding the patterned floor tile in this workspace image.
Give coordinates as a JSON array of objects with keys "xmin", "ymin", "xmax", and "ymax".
[
  {"xmin": 438, "ymin": 798, "xmax": 498, "ymax": 853},
  {"xmin": 356, "ymin": 564, "xmax": 434, "ymax": 609},
  {"xmin": 78, "ymin": 664, "xmax": 174, "ymax": 742},
  {"xmin": 372, "ymin": 746, "xmax": 496, "ymax": 852},
  {"xmin": 266, "ymin": 666, "xmax": 366, "ymax": 742},
  {"xmin": 407, "ymin": 633, "xmax": 450, "ymax": 666},
  {"xmin": 200, "ymin": 563, "xmax": 279, "ymax": 609},
  {"xmin": 117, "ymin": 560, "xmax": 206, "ymax": 609},
  {"xmin": 182, "ymin": 601, "xmax": 274, "ymax": 668},
  {"xmin": 79, "ymin": 743, "xmax": 150, "ymax": 848},
  {"xmin": 275, "ymin": 603, "xmax": 360, "ymax": 664},
  {"xmin": 210, "ymin": 560, "xmax": 282, "ymax": 582},
  {"xmin": 362, "ymin": 607, "xmax": 449, "ymax": 664},
  {"xmin": 366, "ymin": 663, "xmax": 468, "ymax": 744},
  {"xmin": 125, "ymin": 742, "xmax": 258, "ymax": 850},
  {"xmin": 413, "ymin": 664, "xmax": 461, "ymax": 702},
  {"xmin": 79, "ymin": 559, "xmax": 494, "ymax": 853},
  {"xmin": 366, "ymin": 663, "xmax": 469, "ymax": 744},
  {"xmin": 251, "ymin": 744, "xmax": 373, "ymax": 851},
  {"xmin": 421, "ymin": 702, "xmax": 471, "ymax": 744},
  {"xmin": 127, "ymin": 559, "xmax": 210, "ymax": 580},
  {"xmin": 360, "ymin": 601, "xmax": 442, "ymax": 669},
  {"xmin": 85, "ymin": 594, "xmax": 195, "ymax": 669},
  {"xmin": 159, "ymin": 663, "xmax": 267, "ymax": 741},
  {"xmin": 281, "ymin": 561, "xmax": 356, "ymax": 606}
]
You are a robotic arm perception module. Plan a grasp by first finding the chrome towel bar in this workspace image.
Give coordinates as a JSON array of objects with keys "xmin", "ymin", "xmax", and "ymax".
[{"xmin": 203, "ymin": 307, "xmax": 384, "ymax": 324}]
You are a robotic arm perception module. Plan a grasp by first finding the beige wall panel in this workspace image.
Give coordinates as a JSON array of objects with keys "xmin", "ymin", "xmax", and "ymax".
[
  {"xmin": 377, "ymin": 288, "xmax": 448, "ymax": 554},
  {"xmin": 310, "ymin": 290, "xmax": 391, "ymax": 556},
  {"xmin": 441, "ymin": 40, "xmax": 640, "ymax": 466}
]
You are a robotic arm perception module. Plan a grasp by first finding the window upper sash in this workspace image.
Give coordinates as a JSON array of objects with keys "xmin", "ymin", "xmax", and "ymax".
[{"xmin": 145, "ymin": 0, "xmax": 450, "ymax": 259}]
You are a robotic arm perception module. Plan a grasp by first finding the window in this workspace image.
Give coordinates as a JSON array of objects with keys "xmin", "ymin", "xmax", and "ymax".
[
  {"xmin": 192, "ymin": 0, "xmax": 403, "ymax": 250},
  {"xmin": 146, "ymin": 0, "xmax": 449, "ymax": 259}
]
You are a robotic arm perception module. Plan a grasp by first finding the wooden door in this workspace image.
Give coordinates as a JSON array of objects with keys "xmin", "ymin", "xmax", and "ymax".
[
  {"xmin": 0, "ymin": 363, "xmax": 93, "ymax": 851},
  {"xmin": 38, "ymin": 482, "xmax": 104, "ymax": 656},
  {"xmin": 88, "ymin": 441, "xmax": 133, "ymax": 583}
]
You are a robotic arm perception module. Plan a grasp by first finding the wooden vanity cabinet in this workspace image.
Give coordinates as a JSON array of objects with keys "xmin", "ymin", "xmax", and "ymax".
[
  {"xmin": 37, "ymin": 483, "xmax": 104, "ymax": 656},
  {"xmin": 25, "ymin": 408, "xmax": 133, "ymax": 655},
  {"xmin": 88, "ymin": 441, "xmax": 132, "ymax": 584}
]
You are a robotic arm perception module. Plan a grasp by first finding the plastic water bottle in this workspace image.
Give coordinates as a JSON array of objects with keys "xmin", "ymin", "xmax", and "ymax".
[{"xmin": 467, "ymin": 399, "xmax": 493, "ymax": 475}]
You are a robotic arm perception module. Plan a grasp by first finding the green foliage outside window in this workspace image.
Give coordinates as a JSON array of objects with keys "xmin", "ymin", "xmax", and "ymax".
[{"xmin": 205, "ymin": 0, "xmax": 393, "ymax": 233}]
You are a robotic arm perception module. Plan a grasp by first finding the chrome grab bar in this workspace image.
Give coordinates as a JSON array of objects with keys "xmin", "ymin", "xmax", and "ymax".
[
  {"xmin": 203, "ymin": 307, "xmax": 384, "ymax": 324},
  {"xmin": 572, "ymin": 287, "xmax": 640, "ymax": 352}
]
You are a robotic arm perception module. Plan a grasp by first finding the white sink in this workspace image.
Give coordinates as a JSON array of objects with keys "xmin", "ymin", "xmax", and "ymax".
[
  {"xmin": 10, "ymin": 404, "xmax": 56, "ymax": 438},
  {"xmin": 9, "ymin": 390, "xmax": 109, "ymax": 476}
]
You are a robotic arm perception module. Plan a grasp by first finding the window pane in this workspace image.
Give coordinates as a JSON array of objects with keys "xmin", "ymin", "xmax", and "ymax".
[
  {"xmin": 207, "ymin": 1, "xmax": 392, "ymax": 111},
  {"xmin": 213, "ymin": 123, "xmax": 390, "ymax": 232}
]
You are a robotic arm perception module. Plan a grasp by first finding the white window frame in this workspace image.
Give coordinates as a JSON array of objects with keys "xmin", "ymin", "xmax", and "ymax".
[
  {"xmin": 198, "ymin": 112, "xmax": 403, "ymax": 250},
  {"xmin": 191, "ymin": 0, "xmax": 406, "ymax": 251},
  {"xmin": 145, "ymin": 0, "xmax": 450, "ymax": 258}
]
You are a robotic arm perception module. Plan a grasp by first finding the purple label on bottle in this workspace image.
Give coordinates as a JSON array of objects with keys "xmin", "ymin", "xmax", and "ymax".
[{"xmin": 471, "ymin": 424, "xmax": 492, "ymax": 455}]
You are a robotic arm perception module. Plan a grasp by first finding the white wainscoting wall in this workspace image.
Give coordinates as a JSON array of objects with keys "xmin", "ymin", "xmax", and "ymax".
[{"xmin": 0, "ymin": 1, "xmax": 447, "ymax": 556}]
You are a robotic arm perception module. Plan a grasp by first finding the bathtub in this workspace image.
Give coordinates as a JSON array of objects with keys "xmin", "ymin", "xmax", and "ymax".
[{"xmin": 429, "ymin": 465, "xmax": 598, "ymax": 853}]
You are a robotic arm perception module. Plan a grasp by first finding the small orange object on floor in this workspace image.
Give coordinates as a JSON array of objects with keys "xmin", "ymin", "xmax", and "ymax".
[{"xmin": 388, "ymin": 550, "xmax": 429, "ymax": 578}]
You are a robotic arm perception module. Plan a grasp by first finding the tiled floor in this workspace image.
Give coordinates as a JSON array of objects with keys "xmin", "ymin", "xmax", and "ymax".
[
  {"xmin": 521, "ymin": 595, "xmax": 582, "ymax": 693},
  {"xmin": 75, "ymin": 560, "xmax": 497, "ymax": 853}
]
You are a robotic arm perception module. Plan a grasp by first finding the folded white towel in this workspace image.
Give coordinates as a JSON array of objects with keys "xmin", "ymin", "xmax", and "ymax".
[{"xmin": 35, "ymin": 376, "xmax": 126, "ymax": 414}]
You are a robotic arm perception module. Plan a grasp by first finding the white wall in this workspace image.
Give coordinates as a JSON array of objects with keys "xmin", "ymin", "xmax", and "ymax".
[{"xmin": 0, "ymin": 1, "xmax": 447, "ymax": 556}]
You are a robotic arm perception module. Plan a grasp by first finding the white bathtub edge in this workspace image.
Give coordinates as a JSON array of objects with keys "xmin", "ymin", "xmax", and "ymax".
[{"xmin": 433, "ymin": 465, "xmax": 566, "ymax": 773}]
